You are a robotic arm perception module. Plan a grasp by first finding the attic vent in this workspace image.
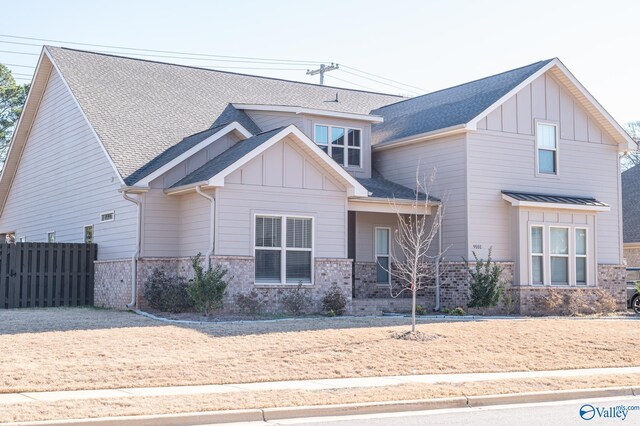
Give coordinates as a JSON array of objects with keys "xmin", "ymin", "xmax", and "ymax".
[{"xmin": 100, "ymin": 211, "xmax": 115, "ymax": 223}]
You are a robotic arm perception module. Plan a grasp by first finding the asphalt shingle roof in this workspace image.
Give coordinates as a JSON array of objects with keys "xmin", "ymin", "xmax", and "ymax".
[
  {"xmin": 46, "ymin": 47, "xmax": 401, "ymax": 183},
  {"xmin": 371, "ymin": 59, "xmax": 554, "ymax": 145},
  {"xmin": 171, "ymin": 127, "xmax": 284, "ymax": 188},
  {"xmin": 357, "ymin": 170, "xmax": 439, "ymax": 202},
  {"xmin": 502, "ymin": 190, "xmax": 609, "ymax": 207},
  {"xmin": 622, "ymin": 165, "xmax": 640, "ymax": 243}
]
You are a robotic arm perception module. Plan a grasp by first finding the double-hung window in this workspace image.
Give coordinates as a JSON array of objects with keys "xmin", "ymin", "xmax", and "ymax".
[
  {"xmin": 255, "ymin": 215, "xmax": 313, "ymax": 284},
  {"xmin": 47, "ymin": 231, "xmax": 56, "ymax": 243},
  {"xmin": 531, "ymin": 226, "xmax": 544, "ymax": 285},
  {"xmin": 575, "ymin": 228, "xmax": 587, "ymax": 285},
  {"xmin": 550, "ymin": 227, "xmax": 569, "ymax": 285},
  {"xmin": 375, "ymin": 227, "xmax": 390, "ymax": 284},
  {"xmin": 314, "ymin": 125, "xmax": 361, "ymax": 168},
  {"xmin": 536, "ymin": 123, "xmax": 558, "ymax": 175}
]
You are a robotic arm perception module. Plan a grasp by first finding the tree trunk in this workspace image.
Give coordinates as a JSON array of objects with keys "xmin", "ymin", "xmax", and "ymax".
[{"xmin": 411, "ymin": 285, "xmax": 417, "ymax": 333}]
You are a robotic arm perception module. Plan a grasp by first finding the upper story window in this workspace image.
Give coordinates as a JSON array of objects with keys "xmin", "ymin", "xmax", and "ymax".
[
  {"xmin": 536, "ymin": 123, "xmax": 558, "ymax": 175},
  {"xmin": 314, "ymin": 125, "xmax": 361, "ymax": 168}
]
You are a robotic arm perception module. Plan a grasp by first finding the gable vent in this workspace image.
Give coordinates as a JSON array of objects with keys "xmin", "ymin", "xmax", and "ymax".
[{"xmin": 100, "ymin": 211, "xmax": 115, "ymax": 223}]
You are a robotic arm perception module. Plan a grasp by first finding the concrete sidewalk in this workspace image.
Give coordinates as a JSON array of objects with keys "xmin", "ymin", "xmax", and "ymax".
[{"xmin": 2, "ymin": 366, "xmax": 639, "ymax": 406}]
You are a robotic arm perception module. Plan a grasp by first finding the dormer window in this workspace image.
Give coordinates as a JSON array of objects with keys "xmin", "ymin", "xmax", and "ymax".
[{"xmin": 314, "ymin": 124, "xmax": 361, "ymax": 168}]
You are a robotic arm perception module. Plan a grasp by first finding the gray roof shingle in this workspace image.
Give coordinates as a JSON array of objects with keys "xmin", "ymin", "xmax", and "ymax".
[
  {"xmin": 171, "ymin": 127, "xmax": 284, "ymax": 188},
  {"xmin": 371, "ymin": 59, "xmax": 554, "ymax": 145},
  {"xmin": 622, "ymin": 165, "xmax": 640, "ymax": 243},
  {"xmin": 357, "ymin": 170, "xmax": 439, "ymax": 202},
  {"xmin": 502, "ymin": 190, "xmax": 609, "ymax": 207},
  {"xmin": 46, "ymin": 47, "xmax": 402, "ymax": 183}
]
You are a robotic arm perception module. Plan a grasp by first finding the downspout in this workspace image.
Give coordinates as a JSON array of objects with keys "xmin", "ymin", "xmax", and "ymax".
[
  {"xmin": 122, "ymin": 192, "xmax": 142, "ymax": 309},
  {"xmin": 434, "ymin": 203, "xmax": 442, "ymax": 311},
  {"xmin": 195, "ymin": 185, "xmax": 215, "ymax": 269}
]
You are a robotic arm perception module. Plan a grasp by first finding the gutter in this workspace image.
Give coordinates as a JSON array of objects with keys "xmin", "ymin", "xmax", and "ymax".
[
  {"xmin": 121, "ymin": 191, "xmax": 143, "ymax": 308},
  {"xmin": 372, "ymin": 124, "xmax": 469, "ymax": 152},
  {"xmin": 195, "ymin": 185, "xmax": 215, "ymax": 269}
]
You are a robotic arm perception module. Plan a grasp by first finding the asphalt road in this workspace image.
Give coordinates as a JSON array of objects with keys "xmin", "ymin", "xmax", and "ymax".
[{"xmin": 225, "ymin": 395, "xmax": 640, "ymax": 426}]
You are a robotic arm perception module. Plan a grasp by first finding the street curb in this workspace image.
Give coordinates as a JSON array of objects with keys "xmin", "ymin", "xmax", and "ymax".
[{"xmin": 6, "ymin": 386, "xmax": 638, "ymax": 425}]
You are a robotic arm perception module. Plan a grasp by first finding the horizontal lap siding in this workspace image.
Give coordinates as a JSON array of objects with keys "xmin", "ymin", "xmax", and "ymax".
[
  {"xmin": 468, "ymin": 70, "xmax": 621, "ymax": 264},
  {"xmin": 179, "ymin": 192, "xmax": 210, "ymax": 257},
  {"xmin": 0, "ymin": 69, "xmax": 135, "ymax": 260},
  {"xmin": 142, "ymin": 189, "xmax": 180, "ymax": 257},
  {"xmin": 373, "ymin": 135, "xmax": 467, "ymax": 260}
]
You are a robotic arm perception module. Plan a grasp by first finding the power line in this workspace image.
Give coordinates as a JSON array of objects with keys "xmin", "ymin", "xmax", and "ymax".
[
  {"xmin": 0, "ymin": 49, "xmax": 38, "ymax": 56},
  {"xmin": 325, "ymin": 74, "xmax": 378, "ymax": 92},
  {"xmin": 341, "ymin": 65, "xmax": 428, "ymax": 93},
  {"xmin": 2, "ymin": 63, "xmax": 35, "ymax": 68},
  {"xmin": 340, "ymin": 68, "xmax": 423, "ymax": 95},
  {"xmin": 0, "ymin": 34, "xmax": 327, "ymax": 65}
]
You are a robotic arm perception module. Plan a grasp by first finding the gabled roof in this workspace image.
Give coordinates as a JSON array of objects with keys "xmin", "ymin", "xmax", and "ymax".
[
  {"xmin": 622, "ymin": 165, "xmax": 640, "ymax": 243},
  {"xmin": 168, "ymin": 125, "xmax": 369, "ymax": 197},
  {"xmin": 357, "ymin": 170, "xmax": 439, "ymax": 202},
  {"xmin": 172, "ymin": 127, "xmax": 283, "ymax": 188},
  {"xmin": 372, "ymin": 58, "xmax": 635, "ymax": 151},
  {"xmin": 372, "ymin": 60, "xmax": 553, "ymax": 145},
  {"xmin": 44, "ymin": 46, "xmax": 402, "ymax": 183},
  {"xmin": 502, "ymin": 190, "xmax": 610, "ymax": 212}
]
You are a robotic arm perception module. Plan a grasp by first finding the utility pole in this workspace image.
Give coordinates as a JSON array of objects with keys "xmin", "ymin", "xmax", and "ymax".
[{"xmin": 306, "ymin": 63, "xmax": 339, "ymax": 85}]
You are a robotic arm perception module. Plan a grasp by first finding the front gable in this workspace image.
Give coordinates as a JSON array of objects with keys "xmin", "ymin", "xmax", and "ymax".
[
  {"xmin": 225, "ymin": 135, "xmax": 346, "ymax": 192},
  {"xmin": 476, "ymin": 71, "xmax": 617, "ymax": 146}
]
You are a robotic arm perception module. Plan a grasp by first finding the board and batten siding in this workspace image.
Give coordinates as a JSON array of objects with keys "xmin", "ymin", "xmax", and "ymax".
[
  {"xmin": 246, "ymin": 111, "xmax": 373, "ymax": 179},
  {"xmin": 0, "ymin": 69, "xmax": 136, "ymax": 260},
  {"xmin": 215, "ymin": 136, "xmax": 348, "ymax": 258},
  {"xmin": 372, "ymin": 134, "xmax": 468, "ymax": 260},
  {"xmin": 469, "ymin": 71, "xmax": 621, "ymax": 264}
]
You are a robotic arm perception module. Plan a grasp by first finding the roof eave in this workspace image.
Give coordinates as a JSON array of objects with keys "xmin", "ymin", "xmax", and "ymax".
[
  {"xmin": 372, "ymin": 124, "xmax": 469, "ymax": 152},
  {"xmin": 233, "ymin": 104, "xmax": 384, "ymax": 123}
]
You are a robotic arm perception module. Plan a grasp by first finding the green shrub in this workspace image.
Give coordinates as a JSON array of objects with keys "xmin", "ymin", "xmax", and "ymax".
[
  {"xmin": 415, "ymin": 305, "xmax": 427, "ymax": 316},
  {"xmin": 321, "ymin": 285, "xmax": 348, "ymax": 316},
  {"xmin": 282, "ymin": 283, "xmax": 312, "ymax": 316},
  {"xmin": 441, "ymin": 307, "xmax": 451, "ymax": 315},
  {"xmin": 450, "ymin": 307, "xmax": 465, "ymax": 316},
  {"xmin": 143, "ymin": 268, "xmax": 192, "ymax": 313},
  {"xmin": 187, "ymin": 254, "xmax": 228, "ymax": 316},
  {"xmin": 235, "ymin": 290, "xmax": 264, "ymax": 315},
  {"xmin": 466, "ymin": 248, "xmax": 503, "ymax": 312}
]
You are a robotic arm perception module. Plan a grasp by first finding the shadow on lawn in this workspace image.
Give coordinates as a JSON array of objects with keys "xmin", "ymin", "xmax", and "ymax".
[{"xmin": 0, "ymin": 306, "xmax": 466, "ymax": 337}]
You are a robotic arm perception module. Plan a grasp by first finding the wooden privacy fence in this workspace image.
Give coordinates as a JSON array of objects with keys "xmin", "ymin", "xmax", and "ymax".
[{"xmin": 0, "ymin": 243, "xmax": 97, "ymax": 309}]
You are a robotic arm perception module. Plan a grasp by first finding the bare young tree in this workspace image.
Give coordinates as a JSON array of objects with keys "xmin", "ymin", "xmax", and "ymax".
[
  {"xmin": 621, "ymin": 121, "xmax": 640, "ymax": 171},
  {"xmin": 386, "ymin": 168, "xmax": 444, "ymax": 334}
]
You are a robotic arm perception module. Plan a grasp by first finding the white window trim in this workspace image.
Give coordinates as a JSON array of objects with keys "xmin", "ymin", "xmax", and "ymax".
[
  {"xmin": 534, "ymin": 120, "xmax": 560, "ymax": 178},
  {"xmin": 528, "ymin": 223, "xmax": 592, "ymax": 286},
  {"xmin": 252, "ymin": 213, "xmax": 315, "ymax": 286},
  {"xmin": 575, "ymin": 227, "xmax": 588, "ymax": 286},
  {"xmin": 529, "ymin": 225, "xmax": 544, "ymax": 286},
  {"xmin": 549, "ymin": 226, "xmax": 570, "ymax": 286},
  {"xmin": 47, "ymin": 231, "xmax": 56, "ymax": 243},
  {"xmin": 313, "ymin": 123, "xmax": 363, "ymax": 169},
  {"xmin": 84, "ymin": 224, "xmax": 94, "ymax": 244},
  {"xmin": 375, "ymin": 226, "xmax": 391, "ymax": 285},
  {"xmin": 100, "ymin": 210, "xmax": 115, "ymax": 223}
]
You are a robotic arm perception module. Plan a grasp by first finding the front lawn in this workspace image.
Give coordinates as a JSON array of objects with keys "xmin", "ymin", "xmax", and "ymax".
[{"xmin": 1, "ymin": 308, "xmax": 638, "ymax": 394}]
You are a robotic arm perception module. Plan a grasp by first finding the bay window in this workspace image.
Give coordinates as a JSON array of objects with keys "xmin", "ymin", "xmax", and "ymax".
[
  {"xmin": 255, "ymin": 215, "xmax": 313, "ymax": 284},
  {"xmin": 314, "ymin": 124, "xmax": 361, "ymax": 168},
  {"xmin": 528, "ymin": 224, "xmax": 591, "ymax": 286}
]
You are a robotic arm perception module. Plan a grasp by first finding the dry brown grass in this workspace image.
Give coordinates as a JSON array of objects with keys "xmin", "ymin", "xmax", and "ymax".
[
  {"xmin": 0, "ymin": 308, "xmax": 638, "ymax": 394},
  {"xmin": 3, "ymin": 374, "xmax": 640, "ymax": 423}
]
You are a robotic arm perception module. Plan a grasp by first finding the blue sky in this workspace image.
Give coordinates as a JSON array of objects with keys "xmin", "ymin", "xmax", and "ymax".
[{"xmin": 2, "ymin": 0, "xmax": 638, "ymax": 122}]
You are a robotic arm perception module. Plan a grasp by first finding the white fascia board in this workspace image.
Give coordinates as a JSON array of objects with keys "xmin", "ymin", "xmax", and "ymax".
[
  {"xmin": 502, "ymin": 194, "xmax": 610, "ymax": 212},
  {"xmin": 372, "ymin": 124, "xmax": 468, "ymax": 152},
  {"xmin": 208, "ymin": 124, "xmax": 369, "ymax": 197},
  {"xmin": 232, "ymin": 104, "xmax": 384, "ymax": 123},
  {"xmin": 467, "ymin": 59, "xmax": 558, "ymax": 130},
  {"xmin": 467, "ymin": 58, "xmax": 635, "ymax": 151},
  {"xmin": 164, "ymin": 181, "xmax": 209, "ymax": 195},
  {"xmin": 134, "ymin": 122, "xmax": 252, "ymax": 186},
  {"xmin": 349, "ymin": 198, "xmax": 432, "ymax": 215},
  {"xmin": 43, "ymin": 47, "xmax": 126, "ymax": 186}
]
